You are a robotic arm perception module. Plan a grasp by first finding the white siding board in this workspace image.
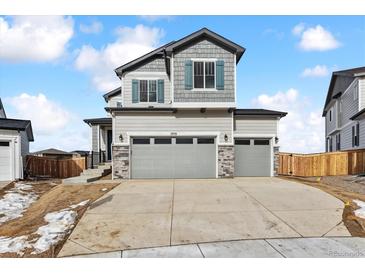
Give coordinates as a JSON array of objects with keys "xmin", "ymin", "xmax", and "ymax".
[{"xmin": 114, "ymin": 110, "xmax": 232, "ymax": 144}]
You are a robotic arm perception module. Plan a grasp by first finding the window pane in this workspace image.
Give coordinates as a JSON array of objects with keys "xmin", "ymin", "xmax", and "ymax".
[
  {"xmin": 139, "ymin": 80, "xmax": 148, "ymax": 102},
  {"xmin": 205, "ymin": 62, "xmax": 215, "ymax": 88},
  {"xmin": 0, "ymin": 141, "xmax": 9, "ymax": 146},
  {"xmin": 133, "ymin": 138, "xmax": 150, "ymax": 144},
  {"xmin": 254, "ymin": 139, "xmax": 270, "ymax": 145},
  {"xmin": 235, "ymin": 139, "xmax": 250, "ymax": 145},
  {"xmin": 149, "ymin": 80, "xmax": 157, "ymax": 102},
  {"xmin": 197, "ymin": 138, "xmax": 215, "ymax": 144},
  {"xmin": 154, "ymin": 138, "xmax": 172, "ymax": 144},
  {"xmin": 176, "ymin": 138, "xmax": 193, "ymax": 144},
  {"xmin": 194, "ymin": 62, "xmax": 204, "ymax": 88}
]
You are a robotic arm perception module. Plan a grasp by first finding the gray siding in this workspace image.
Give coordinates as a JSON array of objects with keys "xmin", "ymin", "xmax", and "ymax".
[
  {"xmin": 114, "ymin": 109, "xmax": 233, "ymax": 144},
  {"xmin": 326, "ymin": 102, "xmax": 337, "ymax": 135},
  {"xmin": 108, "ymin": 95, "xmax": 122, "ymax": 107},
  {"xmin": 359, "ymin": 78, "xmax": 365, "ymax": 110},
  {"xmin": 19, "ymin": 131, "xmax": 29, "ymax": 157},
  {"xmin": 91, "ymin": 125, "xmax": 99, "ymax": 152},
  {"xmin": 173, "ymin": 39, "xmax": 235, "ymax": 103},
  {"xmin": 122, "ymin": 58, "xmax": 172, "ymax": 107},
  {"xmin": 340, "ymin": 123, "xmax": 354, "ymax": 150},
  {"xmin": 234, "ymin": 117, "xmax": 277, "ymax": 136},
  {"xmin": 340, "ymin": 80, "xmax": 359, "ymax": 127}
]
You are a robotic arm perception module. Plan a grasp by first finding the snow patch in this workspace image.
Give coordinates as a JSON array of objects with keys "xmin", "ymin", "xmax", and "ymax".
[
  {"xmin": 0, "ymin": 183, "xmax": 38, "ymax": 224},
  {"xmin": 0, "ymin": 236, "xmax": 31, "ymax": 256},
  {"xmin": 32, "ymin": 210, "xmax": 77, "ymax": 254},
  {"xmin": 0, "ymin": 200, "xmax": 90, "ymax": 255},
  {"xmin": 353, "ymin": 200, "xmax": 365, "ymax": 219},
  {"xmin": 101, "ymin": 188, "xmax": 107, "ymax": 192},
  {"xmin": 69, "ymin": 199, "xmax": 89, "ymax": 209}
]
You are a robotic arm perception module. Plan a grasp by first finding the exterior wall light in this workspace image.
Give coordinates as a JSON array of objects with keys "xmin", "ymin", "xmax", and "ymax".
[
  {"xmin": 224, "ymin": 134, "xmax": 228, "ymax": 142},
  {"xmin": 275, "ymin": 137, "xmax": 279, "ymax": 144},
  {"xmin": 119, "ymin": 134, "xmax": 123, "ymax": 142}
]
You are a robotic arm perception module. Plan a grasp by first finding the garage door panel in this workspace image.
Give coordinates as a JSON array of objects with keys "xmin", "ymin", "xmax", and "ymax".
[
  {"xmin": 0, "ymin": 142, "xmax": 11, "ymax": 181},
  {"xmin": 131, "ymin": 138, "xmax": 216, "ymax": 179},
  {"xmin": 234, "ymin": 139, "xmax": 271, "ymax": 177}
]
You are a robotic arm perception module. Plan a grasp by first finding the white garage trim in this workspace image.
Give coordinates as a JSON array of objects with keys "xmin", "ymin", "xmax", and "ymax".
[{"xmin": 0, "ymin": 133, "xmax": 22, "ymax": 181}]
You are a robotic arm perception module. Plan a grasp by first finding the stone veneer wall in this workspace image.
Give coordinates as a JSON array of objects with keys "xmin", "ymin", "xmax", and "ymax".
[
  {"xmin": 112, "ymin": 145, "xmax": 130, "ymax": 179},
  {"xmin": 218, "ymin": 145, "xmax": 234, "ymax": 178},
  {"xmin": 273, "ymin": 146, "xmax": 280, "ymax": 176}
]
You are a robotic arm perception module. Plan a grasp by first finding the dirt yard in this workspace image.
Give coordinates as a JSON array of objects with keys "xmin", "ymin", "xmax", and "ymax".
[
  {"xmin": 280, "ymin": 175, "xmax": 365, "ymax": 237},
  {"xmin": 0, "ymin": 181, "xmax": 119, "ymax": 258}
]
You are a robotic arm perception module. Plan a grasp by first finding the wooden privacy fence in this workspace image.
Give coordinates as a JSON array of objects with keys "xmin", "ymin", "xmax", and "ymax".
[
  {"xmin": 25, "ymin": 155, "xmax": 86, "ymax": 179},
  {"xmin": 278, "ymin": 149, "xmax": 365, "ymax": 177}
]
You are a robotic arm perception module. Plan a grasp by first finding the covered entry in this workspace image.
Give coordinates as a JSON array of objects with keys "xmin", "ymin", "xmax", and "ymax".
[
  {"xmin": 131, "ymin": 137, "xmax": 216, "ymax": 179},
  {"xmin": 234, "ymin": 138, "xmax": 272, "ymax": 177}
]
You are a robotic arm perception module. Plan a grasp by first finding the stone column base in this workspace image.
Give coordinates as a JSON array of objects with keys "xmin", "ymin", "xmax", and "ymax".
[
  {"xmin": 218, "ymin": 145, "xmax": 234, "ymax": 178},
  {"xmin": 112, "ymin": 145, "xmax": 130, "ymax": 179}
]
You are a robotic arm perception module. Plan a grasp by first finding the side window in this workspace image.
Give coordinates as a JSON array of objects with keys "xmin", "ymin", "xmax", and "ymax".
[
  {"xmin": 329, "ymin": 109, "xmax": 332, "ymax": 122},
  {"xmin": 336, "ymin": 134, "xmax": 341, "ymax": 151},
  {"xmin": 352, "ymin": 124, "xmax": 359, "ymax": 147}
]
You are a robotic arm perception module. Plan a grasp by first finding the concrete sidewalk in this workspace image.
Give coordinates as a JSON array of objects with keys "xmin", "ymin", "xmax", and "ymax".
[{"xmin": 65, "ymin": 237, "xmax": 365, "ymax": 258}]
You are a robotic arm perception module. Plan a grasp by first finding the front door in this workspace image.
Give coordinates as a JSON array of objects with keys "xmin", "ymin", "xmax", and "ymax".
[{"xmin": 107, "ymin": 130, "xmax": 112, "ymax": 161}]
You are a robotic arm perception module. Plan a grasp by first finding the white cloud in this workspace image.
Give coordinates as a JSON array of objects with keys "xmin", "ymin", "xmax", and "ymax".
[
  {"xmin": 4, "ymin": 93, "xmax": 89, "ymax": 152},
  {"xmin": 293, "ymin": 24, "xmax": 341, "ymax": 51},
  {"xmin": 79, "ymin": 21, "xmax": 103, "ymax": 34},
  {"xmin": 263, "ymin": 28, "xmax": 285, "ymax": 40},
  {"xmin": 138, "ymin": 16, "xmax": 174, "ymax": 22},
  {"xmin": 251, "ymin": 89, "xmax": 325, "ymax": 153},
  {"xmin": 0, "ymin": 16, "xmax": 74, "ymax": 62},
  {"xmin": 292, "ymin": 23, "xmax": 305, "ymax": 36},
  {"xmin": 301, "ymin": 65, "xmax": 329, "ymax": 77},
  {"xmin": 75, "ymin": 24, "xmax": 164, "ymax": 92}
]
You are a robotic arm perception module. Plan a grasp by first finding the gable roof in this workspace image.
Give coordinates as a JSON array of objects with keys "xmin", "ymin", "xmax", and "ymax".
[
  {"xmin": 322, "ymin": 66, "xmax": 365, "ymax": 116},
  {"xmin": 32, "ymin": 148, "xmax": 71, "ymax": 155},
  {"xmin": 103, "ymin": 87, "xmax": 121, "ymax": 102},
  {"xmin": 0, "ymin": 117, "xmax": 34, "ymax": 141},
  {"xmin": 0, "ymin": 98, "xmax": 6, "ymax": 118},
  {"xmin": 234, "ymin": 109, "xmax": 287, "ymax": 118},
  {"xmin": 114, "ymin": 28, "xmax": 245, "ymax": 77},
  {"xmin": 165, "ymin": 28, "xmax": 245, "ymax": 63},
  {"xmin": 114, "ymin": 41, "xmax": 175, "ymax": 77}
]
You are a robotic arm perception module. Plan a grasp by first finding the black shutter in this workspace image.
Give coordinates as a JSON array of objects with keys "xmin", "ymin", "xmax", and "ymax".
[{"xmin": 352, "ymin": 126, "xmax": 355, "ymax": 147}]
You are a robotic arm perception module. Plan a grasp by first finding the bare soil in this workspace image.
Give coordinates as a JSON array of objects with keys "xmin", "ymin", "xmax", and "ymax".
[
  {"xmin": 0, "ymin": 181, "xmax": 119, "ymax": 258},
  {"xmin": 280, "ymin": 176, "xmax": 365, "ymax": 237}
]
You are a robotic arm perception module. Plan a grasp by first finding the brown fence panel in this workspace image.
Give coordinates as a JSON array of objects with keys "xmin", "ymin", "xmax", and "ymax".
[
  {"xmin": 26, "ymin": 155, "xmax": 86, "ymax": 179},
  {"xmin": 277, "ymin": 149, "xmax": 365, "ymax": 177}
]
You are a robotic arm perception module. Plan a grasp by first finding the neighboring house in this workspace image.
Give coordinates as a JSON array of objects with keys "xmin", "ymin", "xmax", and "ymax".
[
  {"xmin": 31, "ymin": 148, "xmax": 73, "ymax": 159},
  {"xmin": 0, "ymin": 99, "xmax": 34, "ymax": 181},
  {"xmin": 323, "ymin": 67, "xmax": 365, "ymax": 152},
  {"xmin": 84, "ymin": 28, "xmax": 287, "ymax": 179}
]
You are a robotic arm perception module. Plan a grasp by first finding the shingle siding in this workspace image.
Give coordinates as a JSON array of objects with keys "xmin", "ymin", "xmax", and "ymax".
[
  {"xmin": 173, "ymin": 39, "xmax": 235, "ymax": 102},
  {"xmin": 122, "ymin": 58, "xmax": 172, "ymax": 107},
  {"xmin": 92, "ymin": 125, "xmax": 99, "ymax": 152}
]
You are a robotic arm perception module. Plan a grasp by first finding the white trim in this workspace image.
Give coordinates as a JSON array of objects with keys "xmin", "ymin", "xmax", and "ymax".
[
  {"xmin": 234, "ymin": 54, "xmax": 237, "ymax": 103},
  {"xmin": 124, "ymin": 71, "xmax": 166, "ymax": 77},
  {"xmin": 171, "ymin": 53, "xmax": 174, "ymax": 103},
  {"xmin": 358, "ymin": 79, "xmax": 362, "ymax": 111},
  {"xmin": 192, "ymin": 60, "xmax": 216, "ymax": 90},
  {"xmin": 270, "ymin": 138, "xmax": 274, "ymax": 177},
  {"xmin": 172, "ymin": 102, "xmax": 236, "ymax": 108},
  {"xmin": 234, "ymin": 133, "xmax": 277, "ymax": 138}
]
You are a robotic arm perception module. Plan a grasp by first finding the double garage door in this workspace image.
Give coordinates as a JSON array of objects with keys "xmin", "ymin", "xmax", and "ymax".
[
  {"xmin": 131, "ymin": 137, "xmax": 216, "ymax": 179},
  {"xmin": 234, "ymin": 138, "xmax": 271, "ymax": 177},
  {"xmin": 0, "ymin": 141, "xmax": 11, "ymax": 181}
]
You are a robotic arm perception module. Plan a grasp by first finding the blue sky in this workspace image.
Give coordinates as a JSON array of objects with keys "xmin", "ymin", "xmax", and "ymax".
[{"xmin": 0, "ymin": 16, "xmax": 364, "ymax": 152}]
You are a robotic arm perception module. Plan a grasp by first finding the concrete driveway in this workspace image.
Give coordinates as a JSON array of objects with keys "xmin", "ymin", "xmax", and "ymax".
[{"xmin": 58, "ymin": 177, "xmax": 350, "ymax": 257}]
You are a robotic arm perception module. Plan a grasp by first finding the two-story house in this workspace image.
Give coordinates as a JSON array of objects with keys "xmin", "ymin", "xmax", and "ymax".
[
  {"xmin": 84, "ymin": 28, "xmax": 287, "ymax": 179},
  {"xmin": 323, "ymin": 67, "xmax": 365, "ymax": 152}
]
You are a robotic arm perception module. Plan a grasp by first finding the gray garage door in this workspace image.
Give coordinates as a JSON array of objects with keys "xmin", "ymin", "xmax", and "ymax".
[
  {"xmin": 131, "ymin": 137, "xmax": 216, "ymax": 179},
  {"xmin": 234, "ymin": 138, "xmax": 271, "ymax": 177}
]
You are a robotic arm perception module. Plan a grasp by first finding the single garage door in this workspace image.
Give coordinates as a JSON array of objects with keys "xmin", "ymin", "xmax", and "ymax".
[
  {"xmin": 131, "ymin": 137, "xmax": 216, "ymax": 179},
  {"xmin": 234, "ymin": 138, "xmax": 271, "ymax": 177},
  {"xmin": 0, "ymin": 141, "xmax": 11, "ymax": 181}
]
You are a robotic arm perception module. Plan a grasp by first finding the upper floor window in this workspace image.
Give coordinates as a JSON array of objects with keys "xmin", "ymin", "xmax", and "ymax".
[
  {"xmin": 329, "ymin": 109, "xmax": 332, "ymax": 122},
  {"xmin": 132, "ymin": 79, "xmax": 164, "ymax": 104},
  {"xmin": 193, "ymin": 61, "xmax": 215, "ymax": 89}
]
